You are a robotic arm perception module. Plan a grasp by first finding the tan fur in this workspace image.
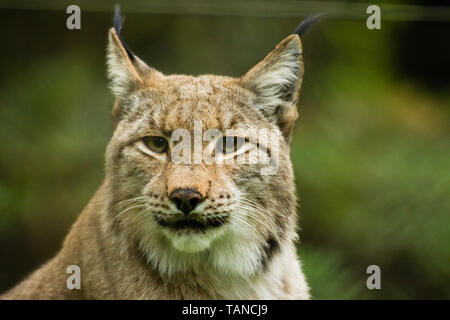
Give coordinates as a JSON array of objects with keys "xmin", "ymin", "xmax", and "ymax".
[{"xmin": 2, "ymin": 28, "xmax": 310, "ymax": 300}]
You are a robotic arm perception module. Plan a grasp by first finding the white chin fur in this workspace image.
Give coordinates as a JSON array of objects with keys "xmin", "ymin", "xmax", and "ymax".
[
  {"xmin": 138, "ymin": 225, "xmax": 263, "ymax": 278},
  {"xmin": 162, "ymin": 228, "xmax": 222, "ymax": 253}
]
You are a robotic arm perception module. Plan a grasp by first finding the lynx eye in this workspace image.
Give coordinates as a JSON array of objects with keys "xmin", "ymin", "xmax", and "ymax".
[
  {"xmin": 143, "ymin": 136, "xmax": 168, "ymax": 154},
  {"xmin": 217, "ymin": 136, "xmax": 245, "ymax": 154}
]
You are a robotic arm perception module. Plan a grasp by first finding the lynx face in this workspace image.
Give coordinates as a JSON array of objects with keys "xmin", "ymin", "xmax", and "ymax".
[{"xmin": 105, "ymin": 19, "xmax": 304, "ymax": 277}]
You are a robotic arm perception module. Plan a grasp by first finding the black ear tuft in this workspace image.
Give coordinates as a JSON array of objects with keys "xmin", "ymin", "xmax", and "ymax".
[
  {"xmin": 113, "ymin": 5, "xmax": 125, "ymax": 35},
  {"xmin": 113, "ymin": 5, "xmax": 135, "ymax": 61},
  {"xmin": 294, "ymin": 14, "xmax": 324, "ymax": 37}
]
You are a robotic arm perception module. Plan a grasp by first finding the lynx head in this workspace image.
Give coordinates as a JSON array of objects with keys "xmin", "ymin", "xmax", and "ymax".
[{"xmin": 104, "ymin": 9, "xmax": 314, "ymax": 278}]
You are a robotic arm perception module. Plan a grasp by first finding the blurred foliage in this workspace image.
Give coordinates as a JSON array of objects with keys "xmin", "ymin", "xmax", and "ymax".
[{"xmin": 0, "ymin": 2, "xmax": 449, "ymax": 299}]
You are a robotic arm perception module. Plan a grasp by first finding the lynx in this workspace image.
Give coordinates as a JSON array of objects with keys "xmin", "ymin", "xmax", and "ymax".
[{"xmin": 2, "ymin": 10, "xmax": 318, "ymax": 300}]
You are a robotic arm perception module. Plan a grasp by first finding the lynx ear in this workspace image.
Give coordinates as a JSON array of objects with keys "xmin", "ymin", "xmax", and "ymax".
[
  {"xmin": 240, "ymin": 34, "xmax": 303, "ymax": 140},
  {"xmin": 106, "ymin": 7, "xmax": 162, "ymax": 121},
  {"xmin": 107, "ymin": 27, "xmax": 146, "ymax": 99}
]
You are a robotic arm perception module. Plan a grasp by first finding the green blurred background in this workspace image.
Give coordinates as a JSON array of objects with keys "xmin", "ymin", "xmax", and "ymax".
[{"xmin": 0, "ymin": 0, "xmax": 449, "ymax": 299}]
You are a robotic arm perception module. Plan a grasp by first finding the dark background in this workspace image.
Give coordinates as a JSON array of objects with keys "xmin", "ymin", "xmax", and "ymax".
[{"xmin": 0, "ymin": 0, "xmax": 449, "ymax": 299}]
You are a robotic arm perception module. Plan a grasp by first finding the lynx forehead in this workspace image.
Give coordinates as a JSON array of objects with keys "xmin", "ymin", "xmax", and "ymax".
[{"xmin": 2, "ymin": 9, "xmax": 319, "ymax": 300}]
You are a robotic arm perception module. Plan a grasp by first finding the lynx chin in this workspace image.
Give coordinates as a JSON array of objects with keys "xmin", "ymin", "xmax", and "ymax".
[{"xmin": 2, "ymin": 9, "xmax": 318, "ymax": 300}]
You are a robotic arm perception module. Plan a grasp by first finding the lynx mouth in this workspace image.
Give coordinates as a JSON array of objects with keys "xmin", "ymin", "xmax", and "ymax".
[{"xmin": 155, "ymin": 215, "xmax": 229, "ymax": 232}]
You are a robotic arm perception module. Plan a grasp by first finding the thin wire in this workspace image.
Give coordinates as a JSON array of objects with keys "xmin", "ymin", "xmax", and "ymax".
[{"xmin": 0, "ymin": 0, "xmax": 449, "ymax": 22}]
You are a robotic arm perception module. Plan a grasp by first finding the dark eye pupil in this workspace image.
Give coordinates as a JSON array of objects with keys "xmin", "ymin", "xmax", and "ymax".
[
  {"xmin": 153, "ymin": 137, "xmax": 164, "ymax": 147},
  {"xmin": 144, "ymin": 136, "xmax": 168, "ymax": 153}
]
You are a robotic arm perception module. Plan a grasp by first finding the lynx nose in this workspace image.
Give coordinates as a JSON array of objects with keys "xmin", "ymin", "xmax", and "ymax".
[{"xmin": 169, "ymin": 188, "xmax": 203, "ymax": 215}]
